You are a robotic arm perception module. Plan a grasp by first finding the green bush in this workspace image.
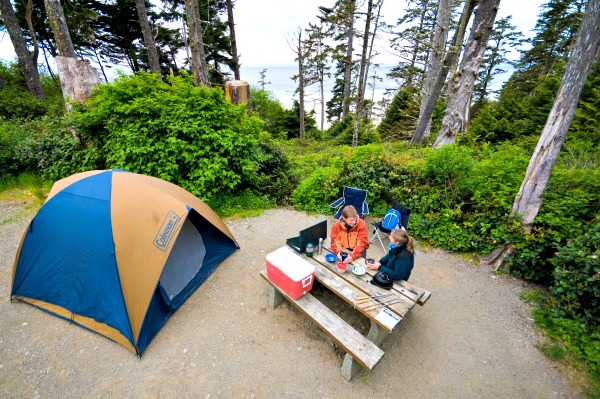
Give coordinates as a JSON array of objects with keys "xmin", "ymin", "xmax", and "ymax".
[
  {"xmin": 549, "ymin": 220, "xmax": 600, "ymax": 326},
  {"xmin": 70, "ymin": 72, "xmax": 265, "ymax": 200}
]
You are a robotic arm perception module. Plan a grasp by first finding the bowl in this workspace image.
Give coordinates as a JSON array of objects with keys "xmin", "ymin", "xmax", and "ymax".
[
  {"xmin": 325, "ymin": 253, "xmax": 337, "ymax": 263},
  {"xmin": 336, "ymin": 262, "xmax": 347, "ymax": 274}
]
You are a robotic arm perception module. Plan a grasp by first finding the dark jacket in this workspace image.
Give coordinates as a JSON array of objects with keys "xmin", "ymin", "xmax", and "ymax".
[{"xmin": 378, "ymin": 244, "xmax": 414, "ymax": 281}]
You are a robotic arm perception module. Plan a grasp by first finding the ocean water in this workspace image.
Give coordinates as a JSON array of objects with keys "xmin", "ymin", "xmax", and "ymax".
[{"xmin": 239, "ymin": 65, "xmax": 399, "ymax": 128}]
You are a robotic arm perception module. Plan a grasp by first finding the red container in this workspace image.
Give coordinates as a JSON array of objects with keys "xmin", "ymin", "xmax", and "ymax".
[{"xmin": 266, "ymin": 247, "xmax": 315, "ymax": 300}]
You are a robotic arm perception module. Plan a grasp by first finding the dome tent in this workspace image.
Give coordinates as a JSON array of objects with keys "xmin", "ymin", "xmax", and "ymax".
[{"xmin": 11, "ymin": 169, "xmax": 239, "ymax": 356}]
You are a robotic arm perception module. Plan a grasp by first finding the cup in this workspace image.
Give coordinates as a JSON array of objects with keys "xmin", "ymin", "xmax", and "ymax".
[
  {"xmin": 336, "ymin": 262, "xmax": 347, "ymax": 274},
  {"xmin": 365, "ymin": 258, "xmax": 375, "ymax": 265},
  {"xmin": 340, "ymin": 251, "xmax": 349, "ymax": 261}
]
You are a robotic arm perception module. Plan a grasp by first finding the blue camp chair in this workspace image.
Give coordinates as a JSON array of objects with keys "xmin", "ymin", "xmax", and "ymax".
[
  {"xmin": 369, "ymin": 201, "xmax": 411, "ymax": 252},
  {"xmin": 329, "ymin": 186, "xmax": 369, "ymax": 219}
]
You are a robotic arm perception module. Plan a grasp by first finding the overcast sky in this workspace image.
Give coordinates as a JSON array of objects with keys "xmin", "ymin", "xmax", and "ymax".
[
  {"xmin": 233, "ymin": 0, "xmax": 546, "ymax": 68},
  {"xmin": 0, "ymin": 0, "xmax": 546, "ymax": 71}
]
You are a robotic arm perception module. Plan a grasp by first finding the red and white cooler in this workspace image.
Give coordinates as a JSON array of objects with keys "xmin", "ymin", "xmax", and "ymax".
[{"xmin": 266, "ymin": 246, "xmax": 315, "ymax": 300}]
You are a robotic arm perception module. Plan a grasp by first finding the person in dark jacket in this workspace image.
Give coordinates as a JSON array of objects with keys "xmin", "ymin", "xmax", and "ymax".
[{"xmin": 366, "ymin": 228, "xmax": 415, "ymax": 281}]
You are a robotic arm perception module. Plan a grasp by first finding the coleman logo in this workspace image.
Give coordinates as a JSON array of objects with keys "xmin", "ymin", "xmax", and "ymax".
[{"xmin": 154, "ymin": 211, "xmax": 180, "ymax": 252}]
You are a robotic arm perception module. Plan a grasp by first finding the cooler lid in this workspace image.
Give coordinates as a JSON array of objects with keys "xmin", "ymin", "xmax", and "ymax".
[{"xmin": 266, "ymin": 246, "xmax": 315, "ymax": 281}]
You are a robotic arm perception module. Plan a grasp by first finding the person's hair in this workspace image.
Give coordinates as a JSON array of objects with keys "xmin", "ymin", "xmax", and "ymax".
[
  {"xmin": 341, "ymin": 205, "xmax": 359, "ymax": 219},
  {"xmin": 391, "ymin": 229, "xmax": 414, "ymax": 253}
]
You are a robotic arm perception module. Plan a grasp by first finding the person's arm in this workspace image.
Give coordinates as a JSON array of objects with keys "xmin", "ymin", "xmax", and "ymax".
[{"xmin": 349, "ymin": 219, "xmax": 369, "ymax": 260}]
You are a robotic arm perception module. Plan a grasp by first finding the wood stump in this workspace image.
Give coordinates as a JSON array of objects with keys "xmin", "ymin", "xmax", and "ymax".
[{"xmin": 224, "ymin": 80, "xmax": 249, "ymax": 105}]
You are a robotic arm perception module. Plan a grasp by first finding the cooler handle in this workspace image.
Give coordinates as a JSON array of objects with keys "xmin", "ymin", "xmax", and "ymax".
[{"xmin": 302, "ymin": 275, "xmax": 313, "ymax": 288}]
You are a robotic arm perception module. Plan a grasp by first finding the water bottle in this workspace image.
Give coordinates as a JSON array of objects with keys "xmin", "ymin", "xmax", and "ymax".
[
  {"xmin": 305, "ymin": 243, "xmax": 314, "ymax": 257},
  {"xmin": 318, "ymin": 238, "xmax": 323, "ymax": 255}
]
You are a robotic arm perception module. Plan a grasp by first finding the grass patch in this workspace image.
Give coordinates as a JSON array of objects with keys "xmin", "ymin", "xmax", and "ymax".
[
  {"xmin": 519, "ymin": 289, "xmax": 545, "ymax": 304},
  {"xmin": 537, "ymin": 342, "xmax": 567, "ymax": 360}
]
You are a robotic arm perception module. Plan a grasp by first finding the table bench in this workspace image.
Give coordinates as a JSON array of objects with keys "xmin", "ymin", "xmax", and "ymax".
[{"xmin": 260, "ymin": 242, "xmax": 431, "ymax": 381}]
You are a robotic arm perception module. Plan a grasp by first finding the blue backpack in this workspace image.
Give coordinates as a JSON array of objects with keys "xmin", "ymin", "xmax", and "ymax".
[{"xmin": 381, "ymin": 209, "xmax": 401, "ymax": 230}]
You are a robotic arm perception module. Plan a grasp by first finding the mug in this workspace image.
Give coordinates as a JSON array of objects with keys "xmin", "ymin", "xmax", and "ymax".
[
  {"xmin": 340, "ymin": 251, "xmax": 349, "ymax": 261},
  {"xmin": 365, "ymin": 258, "xmax": 375, "ymax": 265}
]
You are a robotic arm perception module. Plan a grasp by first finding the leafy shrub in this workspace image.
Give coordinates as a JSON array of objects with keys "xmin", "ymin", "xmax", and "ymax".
[
  {"xmin": 70, "ymin": 72, "xmax": 265, "ymax": 200},
  {"xmin": 250, "ymin": 136, "xmax": 298, "ymax": 204},
  {"xmin": 292, "ymin": 166, "xmax": 341, "ymax": 214},
  {"xmin": 1, "ymin": 116, "xmax": 101, "ymax": 179},
  {"xmin": 549, "ymin": 220, "xmax": 600, "ymax": 326}
]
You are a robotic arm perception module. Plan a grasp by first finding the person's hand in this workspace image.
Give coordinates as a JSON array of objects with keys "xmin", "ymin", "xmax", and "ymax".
[
  {"xmin": 344, "ymin": 255, "xmax": 354, "ymax": 264},
  {"xmin": 367, "ymin": 261, "xmax": 380, "ymax": 270},
  {"xmin": 337, "ymin": 252, "xmax": 342, "ymax": 261}
]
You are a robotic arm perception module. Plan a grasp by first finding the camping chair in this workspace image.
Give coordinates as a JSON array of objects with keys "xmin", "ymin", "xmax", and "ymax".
[
  {"xmin": 370, "ymin": 201, "xmax": 411, "ymax": 252},
  {"xmin": 329, "ymin": 186, "xmax": 369, "ymax": 219}
]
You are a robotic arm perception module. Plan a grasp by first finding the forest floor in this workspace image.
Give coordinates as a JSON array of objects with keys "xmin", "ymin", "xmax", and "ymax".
[{"xmin": 0, "ymin": 197, "xmax": 583, "ymax": 399}]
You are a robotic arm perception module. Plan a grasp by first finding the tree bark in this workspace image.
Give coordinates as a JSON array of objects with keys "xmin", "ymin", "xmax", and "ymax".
[
  {"xmin": 412, "ymin": 0, "xmax": 451, "ymax": 143},
  {"xmin": 44, "ymin": 0, "xmax": 75, "ymax": 58},
  {"xmin": 0, "ymin": 0, "xmax": 45, "ymax": 98},
  {"xmin": 485, "ymin": 0, "xmax": 600, "ymax": 272},
  {"xmin": 135, "ymin": 0, "xmax": 161, "ymax": 73},
  {"xmin": 342, "ymin": 0, "xmax": 356, "ymax": 118},
  {"xmin": 352, "ymin": 0, "xmax": 373, "ymax": 147},
  {"xmin": 226, "ymin": 0, "xmax": 241, "ymax": 80},
  {"xmin": 434, "ymin": 0, "xmax": 500, "ymax": 148},
  {"xmin": 56, "ymin": 56, "xmax": 100, "ymax": 107},
  {"xmin": 412, "ymin": 0, "xmax": 476, "ymax": 144},
  {"xmin": 185, "ymin": 0, "xmax": 209, "ymax": 86}
]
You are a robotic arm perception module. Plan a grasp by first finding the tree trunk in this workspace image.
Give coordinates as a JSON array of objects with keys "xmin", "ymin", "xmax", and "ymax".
[
  {"xmin": 56, "ymin": 56, "xmax": 100, "ymax": 107},
  {"xmin": 352, "ymin": 0, "xmax": 373, "ymax": 147},
  {"xmin": 485, "ymin": 0, "xmax": 600, "ymax": 272},
  {"xmin": 412, "ymin": 0, "xmax": 451, "ymax": 143},
  {"xmin": 412, "ymin": 0, "xmax": 476, "ymax": 144},
  {"xmin": 342, "ymin": 0, "xmax": 356, "ymax": 118},
  {"xmin": 226, "ymin": 0, "xmax": 241, "ymax": 80},
  {"xmin": 297, "ymin": 30, "xmax": 306, "ymax": 139},
  {"xmin": 44, "ymin": 0, "xmax": 75, "ymax": 58},
  {"xmin": 185, "ymin": 0, "xmax": 209, "ymax": 86},
  {"xmin": 0, "ymin": 0, "xmax": 45, "ymax": 98},
  {"xmin": 135, "ymin": 0, "xmax": 161, "ymax": 73},
  {"xmin": 434, "ymin": 0, "xmax": 500, "ymax": 149}
]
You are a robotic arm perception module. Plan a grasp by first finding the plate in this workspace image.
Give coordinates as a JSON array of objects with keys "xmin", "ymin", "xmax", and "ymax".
[{"xmin": 351, "ymin": 265, "xmax": 367, "ymax": 276}]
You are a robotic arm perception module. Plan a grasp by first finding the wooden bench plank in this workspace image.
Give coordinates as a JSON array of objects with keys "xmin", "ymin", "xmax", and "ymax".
[{"xmin": 260, "ymin": 270, "xmax": 385, "ymax": 371}]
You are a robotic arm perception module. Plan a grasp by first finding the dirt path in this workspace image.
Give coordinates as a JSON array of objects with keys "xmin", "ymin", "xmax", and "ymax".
[{"xmin": 0, "ymin": 203, "xmax": 580, "ymax": 398}]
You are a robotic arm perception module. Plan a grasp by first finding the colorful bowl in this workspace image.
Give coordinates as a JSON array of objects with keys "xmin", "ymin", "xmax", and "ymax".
[
  {"xmin": 325, "ymin": 253, "xmax": 337, "ymax": 263},
  {"xmin": 336, "ymin": 262, "xmax": 347, "ymax": 274}
]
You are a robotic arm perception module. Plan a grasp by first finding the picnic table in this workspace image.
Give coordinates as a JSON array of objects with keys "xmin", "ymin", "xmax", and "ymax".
[{"xmin": 260, "ymin": 239, "xmax": 431, "ymax": 381}]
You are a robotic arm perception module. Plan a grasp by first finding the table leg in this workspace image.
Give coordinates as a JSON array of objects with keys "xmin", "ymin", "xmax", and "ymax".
[
  {"xmin": 268, "ymin": 287, "xmax": 285, "ymax": 309},
  {"xmin": 340, "ymin": 320, "xmax": 388, "ymax": 381}
]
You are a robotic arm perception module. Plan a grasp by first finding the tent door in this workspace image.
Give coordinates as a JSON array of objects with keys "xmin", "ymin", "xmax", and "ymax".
[{"xmin": 158, "ymin": 217, "xmax": 206, "ymax": 308}]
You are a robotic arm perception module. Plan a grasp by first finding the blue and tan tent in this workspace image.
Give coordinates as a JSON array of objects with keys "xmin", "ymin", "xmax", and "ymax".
[{"xmin": 11, "ymin": 169, "xmax": 239, "ymax": 356}]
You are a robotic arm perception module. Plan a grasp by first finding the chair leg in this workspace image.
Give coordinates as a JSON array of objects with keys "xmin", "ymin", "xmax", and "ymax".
[{"xmin": 370, "ymin": 228, "xmax": 387, "ymax": 252}]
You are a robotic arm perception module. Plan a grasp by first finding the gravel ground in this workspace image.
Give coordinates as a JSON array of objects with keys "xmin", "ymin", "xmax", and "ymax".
[{"xmin": 0, "ymin": 201, "xmax": 582, "ymax": 399}]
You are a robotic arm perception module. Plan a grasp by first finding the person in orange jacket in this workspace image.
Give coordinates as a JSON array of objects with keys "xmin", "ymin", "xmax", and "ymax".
[{"xmin": 330, "ymin": 205, "xmax": 369, "ymax": 263}]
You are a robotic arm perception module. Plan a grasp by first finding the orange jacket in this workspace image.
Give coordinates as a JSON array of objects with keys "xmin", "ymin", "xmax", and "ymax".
[{"xmin": 330, "ymin": 218, "xmax": 369, "ymax": 260}]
